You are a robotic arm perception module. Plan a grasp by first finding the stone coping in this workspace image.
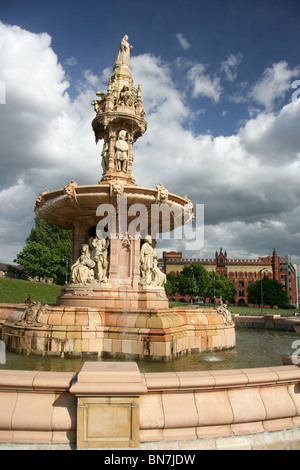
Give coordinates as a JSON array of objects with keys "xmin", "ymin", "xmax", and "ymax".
[
  {"xmin": 1, "ymin": 363, "xmax": 300, "ymax": 394},
  {"xmin": 233, "ymin": 314, "xmax": 300, "ymax": 331},
  {"xmin": 141, "ymin": 365, "xmax": 300, "ymax": 392},
  {"xmin": 69, "ymin": 362, "xmax": 147, "ymax": 396},
  {"xmin": 0, "ymin": 369, "xmax": 76, "ymax": 392}
]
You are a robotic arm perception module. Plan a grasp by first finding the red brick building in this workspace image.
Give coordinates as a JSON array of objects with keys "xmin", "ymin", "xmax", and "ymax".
[{"xmin": 159, "ymin": 248, "xmax": 298, "ymax": 306}]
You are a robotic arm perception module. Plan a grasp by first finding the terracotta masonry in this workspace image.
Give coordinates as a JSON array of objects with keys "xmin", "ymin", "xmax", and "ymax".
[
  {"xmin": 2, "ymin": 35, "xmax": 236, "ymax": 360},
  {"xmin": 3, "ymin": 305, "xmax": 235, "ymax": 359},
  {"xmin": 1, "ymin": 361, "xmax": 300, "ymax": 449}
]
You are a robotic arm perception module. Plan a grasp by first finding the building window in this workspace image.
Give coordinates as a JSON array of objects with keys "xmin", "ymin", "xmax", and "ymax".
[{"xmin": 239, "ymin": 281, "xmax": 244, "ymax": 288}]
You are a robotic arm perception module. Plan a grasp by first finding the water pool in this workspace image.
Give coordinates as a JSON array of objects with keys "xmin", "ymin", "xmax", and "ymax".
[{"xmin": 1, "ymin": 329, "xmax": 299, "ymax": 373}]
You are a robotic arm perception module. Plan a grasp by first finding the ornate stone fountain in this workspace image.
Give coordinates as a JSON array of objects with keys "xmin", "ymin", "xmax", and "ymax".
[{"xmin": 3, "ymin": 36, "xmax": 235, "ymax": 360}]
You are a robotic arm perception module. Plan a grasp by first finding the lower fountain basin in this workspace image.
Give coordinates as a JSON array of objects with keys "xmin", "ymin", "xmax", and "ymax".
[{"xmin": 2, "ymin": 304, "xmax": 235, "ymax": 361}]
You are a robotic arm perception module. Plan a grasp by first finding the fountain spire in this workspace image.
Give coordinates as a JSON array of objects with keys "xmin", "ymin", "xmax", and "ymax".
[{"xmin": 91, "ymin": 35, "xmax": 147, "ymax": 185}]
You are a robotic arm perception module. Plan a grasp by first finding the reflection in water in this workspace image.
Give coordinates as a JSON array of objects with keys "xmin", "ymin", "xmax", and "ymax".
[{"xmin": 1, "ymin": 329, "xmax": 299, "ymax": 373}]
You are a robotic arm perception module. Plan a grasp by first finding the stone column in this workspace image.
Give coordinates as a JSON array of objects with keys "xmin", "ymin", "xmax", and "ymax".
[{"xmin": 108, "ymin": 236, "xmax": 140, "ymax": 289}]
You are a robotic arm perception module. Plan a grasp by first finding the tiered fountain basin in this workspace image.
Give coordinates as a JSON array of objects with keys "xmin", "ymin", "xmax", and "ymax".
[
  {"xmin": 35, "ymin": 183, "xmax": 192, "ymax": 238},
  {"xmin": 2, "ymin": 305, "xmax": 235, "ymax": 360}
]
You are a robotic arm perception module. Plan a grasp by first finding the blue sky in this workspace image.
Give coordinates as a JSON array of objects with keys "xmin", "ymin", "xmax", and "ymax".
[{"xmin": 1, "ymin": 0, "xmax": 300, "ymax": 274}]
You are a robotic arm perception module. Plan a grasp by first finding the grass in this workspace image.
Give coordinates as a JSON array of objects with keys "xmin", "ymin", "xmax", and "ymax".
[
  {"xmin": 169, "ymin": 300, "xmax": 297, "ymax": 317},
  {"xmin": 0, "ymin": 277, "xmax": 63, "ymax": 305},
  {"xmin": 0, "ymin": 280, "xmax": 297, "ymax": 317}
]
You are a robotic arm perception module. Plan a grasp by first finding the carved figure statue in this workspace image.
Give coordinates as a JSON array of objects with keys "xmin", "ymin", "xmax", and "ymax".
[
  {"xmin": 63, "ymin": 180, "xmax": 77, "ymax": 200},
  {"xmin": 71, "ymin": 244, "xmax": 95, "ymax": 284},
  {"xmin": 90, "ymin": 236, "xmax": 109, "ymax": 283},
  {"xmin": 101, "ymin": 137, "xmax": 109, "ymax": 173},
  {"xmin": 140, "ymin": 236, "xmax": 155, "ymax": 286},
  {"xmin": 115, "ymin": 130, "xmax": 128, "ymax": 172},
  {"xmin": 115, "ymin": 35, "xmax": 132, "ymax": 68},
  {"xmin": 16, "ymin": 301, "xmax": 49, "ymax": 327},
  {"xmin": 152, "ymin": 257, "xmax": 166, "ymax": 287},
  {"xmin": 217, "ymin": 296, "xmax": 233, "ymax": 325},
  {"xmin": 92, "ymin": 92, "xmax": 106, "ymax": 114},
  {"xmin": 140, "ymin": 236, "xmax": 166, "ymax": 288},
  {"xmin": 155, "ymin": 183, "xmax": 169, "ymax": 205},
  {"xmin": 35, "ymin": 188, "xmax": 49, "ymax": 209},
  {"xmin": 119, "ymin": 85, "xmax": 134, "ymax": 107}
]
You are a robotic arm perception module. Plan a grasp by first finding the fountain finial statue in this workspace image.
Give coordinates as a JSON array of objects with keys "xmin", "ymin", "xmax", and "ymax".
[{"xmin": 115, "ymin": 34, "xmax": 133, "ymax": 68}]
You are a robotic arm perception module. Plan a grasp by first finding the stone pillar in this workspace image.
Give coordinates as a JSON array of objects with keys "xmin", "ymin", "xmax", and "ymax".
[
  {"xmin": 108, "ymin": 236, "xmax": 140, "ymax": 289},
  {"xmin": 69, "ymin": 362, "xmax": 147, "ymax": 449}
]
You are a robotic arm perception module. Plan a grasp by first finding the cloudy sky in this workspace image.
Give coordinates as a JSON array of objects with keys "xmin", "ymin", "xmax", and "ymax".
[{"xmin": 1, "ymin": 0, "xmax": 300, "ymax": 273}]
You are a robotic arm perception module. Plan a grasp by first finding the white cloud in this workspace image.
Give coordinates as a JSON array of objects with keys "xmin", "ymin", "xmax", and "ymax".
[
  {"xmin": 220, "ymin": 53, "xmax": 243, "ymax": 82},
  {"xmin": 176, "ymin": 33, "xmax": 191, "ymax": 51},
  {"xmin": 187, "ymin": 63, "xmax": 222, "ymax": 103},
  {"xmin": 240, "ymin": 100, "xmax": 300, "ymax": 164},
  {"xmin": 251, "ymin": 61, "xmax": 300, "ymax": 111},
  {"xmin": 65, "ymin": 56, "xmax": 78, "ymax": 66}
]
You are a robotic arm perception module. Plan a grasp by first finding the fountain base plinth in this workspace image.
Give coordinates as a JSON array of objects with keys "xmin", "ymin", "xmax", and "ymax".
[
  {"xmin": 57, "ymin": 284, "xmax": 169, "ymax": 310},
  {"xmin": 3, "ymin": 305, "xmax": 235, "ymax": 361}
]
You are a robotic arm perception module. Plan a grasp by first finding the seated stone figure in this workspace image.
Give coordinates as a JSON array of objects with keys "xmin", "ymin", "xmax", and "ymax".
[
  {"xmin": 140, "ymin": 236, "xmax": 166, "ymax": 288},
  {"xmin": 71, "ymin": 244, "xmax": 95, "ymax": 284},
  {"xmin": 152, "ymin": 257, "xmax": 166, "ymax": 287}
]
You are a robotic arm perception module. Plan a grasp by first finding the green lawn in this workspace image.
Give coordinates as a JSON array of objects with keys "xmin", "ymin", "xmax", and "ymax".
[
  {"xmin": 0, "ymin": 278, "xmax": 62, "ymax": 305},
  {"xmin": 169, "ymin": 300, "xmax": 297, "ymax": 316},
  {"xmin": 0, "ymin": 280, "xmax": 297, "ymax": 316}
]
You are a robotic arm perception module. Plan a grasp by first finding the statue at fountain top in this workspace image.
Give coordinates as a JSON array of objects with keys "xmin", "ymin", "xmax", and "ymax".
[{"xmin": 115, "ymin": 35, "xmax": 133, "ymax": 68}]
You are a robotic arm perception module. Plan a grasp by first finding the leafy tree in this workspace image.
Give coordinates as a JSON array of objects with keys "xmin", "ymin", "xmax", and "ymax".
[
  {"xmin": 164, "ymin": 273, "xmax": 180, "ymax": 297},
  {"xmin": 178, "ymin": 264, "xmax": 211, "ymax": 302},
  {"xmin": 207, "ymin": 271, "xmax": 237, "ymax": 303},
  {"xmin": 14, "ymin": 216, "xmax": 72, "ymax": 284},
  {"xmin": 247, "ymin": 276, "xmax": 290, "ymax": 307}
]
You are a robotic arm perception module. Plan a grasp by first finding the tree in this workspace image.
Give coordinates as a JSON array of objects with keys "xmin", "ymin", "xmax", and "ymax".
[
  {"xmin": 207, "ymin": 271, "xmax": 237, "ymax": 303},
  {"xmin": 178, "ymin": 264, "xmax": 211, "ymax": 302},
  {"xmin": 247, "ymin": 276, "xmax": 290, "ymax": 307},
  {"xmin": 14, "ymin": 216, "xmax": 72, "ymax": 284},
  {"xmin": 164, "ymin": 273, "xmax": 180, "ymax": 297}
]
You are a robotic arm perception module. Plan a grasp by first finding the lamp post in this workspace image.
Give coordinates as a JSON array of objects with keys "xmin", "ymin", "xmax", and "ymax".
[
  {"xmin": 213, "ymin": 275, "xmax": 216, "ymax": 308},
  {"xmin": 62, "ymin": 258, "xmax": 70, "ymax": 284},
  {"xmin": 259, "ymin": 268, "xmax": 268, "ymax": 315},
  {"xmin": 296, "ymin": 276, "xmax": 300, "ymax": 314}
]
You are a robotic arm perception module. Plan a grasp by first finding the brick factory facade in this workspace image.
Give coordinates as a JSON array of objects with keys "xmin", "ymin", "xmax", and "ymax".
[{"xmin": 159, "ymin": 248, "xmax": 298, "ymax": 306}]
